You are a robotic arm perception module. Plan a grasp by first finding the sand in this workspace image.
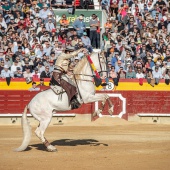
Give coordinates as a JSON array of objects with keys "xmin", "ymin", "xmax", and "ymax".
[{"xmin": 1, "ymin": 119, "xmax": 170, "ymax": 170}]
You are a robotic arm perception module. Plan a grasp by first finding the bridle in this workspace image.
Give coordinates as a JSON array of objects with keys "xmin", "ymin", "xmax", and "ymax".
[{"xmin": 73, "ymin": 52, "xmax": 107, "ymax": 82}]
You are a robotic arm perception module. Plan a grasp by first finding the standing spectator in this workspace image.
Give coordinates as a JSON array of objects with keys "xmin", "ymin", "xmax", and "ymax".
[
  {"xmin": 72, "ymin": 15, "xmax": 86, "ymax": 37},
  {"xmin": 89, "ymin": 14, "xmax": 99, "ymax": 48}
]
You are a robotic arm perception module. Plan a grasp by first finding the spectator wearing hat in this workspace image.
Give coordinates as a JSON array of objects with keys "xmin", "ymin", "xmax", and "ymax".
[
  {"xmin": 29, "ymin": 82, "xmax": 40, "ymax": 91},
  {"xmin": 39, "ymin": 4, "xmax": 51, "ymax": 20},
  {"xmin": 14, "ymin": 67, "xmax": 23, "ymax": 78},
  {"xmin": 1, "ymin": 65, "xmax": 13, "ymax": 78},
  {"xmin": 23, "ymin": 61, "xmax": 33, "ymax": 73},
  {"xmin": 44, "ymin": 12, "xmax": 56, "ymax": 25},
  {"xmin": 81, "ymin": 32, "xmax": 93, "ymax": 53},
  {"xmin": 72, "ymin": 15, "xmax": 86, "ymax": 37},
  {"xmin": 45, "ymin": 18, "xmax": 55, "ymax": 32}
]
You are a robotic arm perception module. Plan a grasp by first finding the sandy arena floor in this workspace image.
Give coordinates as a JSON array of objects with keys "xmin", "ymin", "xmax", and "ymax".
[{"xmin": 1, "ymin": 117, "xmax": 170, "ymax": 170}]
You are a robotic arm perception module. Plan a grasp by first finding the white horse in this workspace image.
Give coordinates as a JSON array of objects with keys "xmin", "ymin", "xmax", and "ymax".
[{"xmin": 15, "ymin": 52, "xmax": 114, "ymax": 152}]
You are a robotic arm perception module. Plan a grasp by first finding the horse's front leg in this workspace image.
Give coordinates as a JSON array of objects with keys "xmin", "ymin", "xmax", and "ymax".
[{"xmin": 84, "ymin": 94, "xmax": 108, "ymax": 117}]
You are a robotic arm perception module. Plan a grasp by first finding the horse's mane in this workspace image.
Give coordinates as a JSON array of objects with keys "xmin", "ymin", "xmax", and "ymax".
[{"xmin": 74, "ymin": 56, "xmax": 87, "ymax": 74}]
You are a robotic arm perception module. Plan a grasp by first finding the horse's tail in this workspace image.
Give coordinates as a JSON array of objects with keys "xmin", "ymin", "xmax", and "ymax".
[{"xmin": 14, "ymin": 105, "xmax": 32, "ymax": 152}]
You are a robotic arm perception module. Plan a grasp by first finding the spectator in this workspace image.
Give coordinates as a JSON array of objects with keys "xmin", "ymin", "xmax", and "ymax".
[
  {"xmin": 126, "ymin": 66, "xmax": 136, "ymax": 79},
  {"xmin": 1, "ymin": 64, "xmax": 13, "ymax": 78},
  {"xmin": 31, "ymin": 68, "xmax": 41, "ymax": 79},
  {"xmin": 72, "ymin": 15, "xmax": 86, "ymax": 37},
  {"xmin": 152, "ymin": 66, "xmax": 163, "ymax": 85},
  {"xmin": 81, "ymin": 32, "xmax": 93, "ymax": 53},
  {"xmin": 40, "ymin": 65, "xmax": 51, "ymax": 78},
  {"xmin": 89, "ymin": 14, "xmax": 99, "ymax": 48},
  {"xmin": 29, "ymin": 82, "xmax": 40, "ymax": 91},
  {"xmin": 36, "ymin": 78, "xmax": 47, "ymax": 91},
  {"xmin": 136, "ymin": 68, "xmax": 145, "ymax": 85},
  {"xmin": 14, "ymin": 67, "xmax": 23, "ymax": 78},
  {"xmin": 146, "ymin": 69, "xmax": 155, "ymax": 87},
  {"xmin": 109, "ymin": 66, "xmax": 118, "ymax": 86}
]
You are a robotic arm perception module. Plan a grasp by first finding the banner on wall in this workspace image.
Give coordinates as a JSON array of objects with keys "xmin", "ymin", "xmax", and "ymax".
[{"xmin": 53, "ymin": 9, "xmax": 102, "ymax": 27}]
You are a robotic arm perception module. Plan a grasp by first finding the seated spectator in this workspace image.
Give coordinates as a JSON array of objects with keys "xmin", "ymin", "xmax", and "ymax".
[
  {"xmin": 40, "ymin": 65, "xmax": 51, "ymax": 78},
  {"xmin": 11, "ymin": 60, "xmax": 22, "ymax": 75},
  {"xmin": 29, "ymin": 82, "xmax": 40, "ymax": 91},
  {"xmin": 126, "ymin": 66, "xmax": 136, "ymax": 79},
  {"xmin": 109, "ymin": 66, "xmax": 118, "ymax": 86},
  {"xmin": 0, "ymin": 60, "xmax": 4, "ymax": 74},
  {"xmin": 118, "ymin": 67, "xmax": 126, "ymax": 79},
  {"xmin": 14, "ymin": 67, "xmax": 23, "ymax": 78},
  {"xmin": 36, "ymin": 78, "xmax": 47, "ymax": 91},
  {"xmin": 31, "ymin": 68, "xmax": 41, "ymax": 79},
  {"xmin": 81, "ymin": 32, "xmax": 93, "ymax": 53},
  {"xmin": 1, "ymin": 65, "xmax": 13, "ymax": 79},
  {"xmin": 165, "ymin": 67, "xmax": 170, "ymax": 85},
  {"xmin": 146, "ymin": 69, "xmax": 155, "ymax": 87},
  {"xmin": 23, "ymin": 66, "xmax": 33, "ymax": 83},
  {"xmin": 136, "ymin": 68, "xmax": 145, "ymax": 85},
  {"xmin": 152, "ymin": 66, "xmax": 163, "ymax": 85},
  {"xmin": 59, "ymin": 14, "xmax": 69, "ymax": 29}
]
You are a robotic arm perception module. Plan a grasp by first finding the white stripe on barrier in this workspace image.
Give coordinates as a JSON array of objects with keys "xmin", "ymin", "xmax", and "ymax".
[
  {"xmin": 0, "ymin": 113, "xmax": 76, "ymax": 117},
  {"xmin": 137, "ymin": 113, "xmax": 170, "ymax": 117}
]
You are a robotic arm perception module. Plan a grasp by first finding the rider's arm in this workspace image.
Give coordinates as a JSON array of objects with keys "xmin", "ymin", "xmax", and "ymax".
[{"xmin": 62, "ymin": 49, "xmax": 83, "ymax": 60}]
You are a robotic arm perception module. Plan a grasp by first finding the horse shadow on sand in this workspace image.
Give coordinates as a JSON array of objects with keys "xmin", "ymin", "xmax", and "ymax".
[{"xmin": 30, "ymin": 139, "xmax": 108, "ymax": 151}]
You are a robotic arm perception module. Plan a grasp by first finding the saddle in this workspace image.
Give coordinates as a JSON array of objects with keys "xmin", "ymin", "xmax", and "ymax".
[{"xmin": 50, "ymin": 75, "xmax": 81, "ymax": 109}]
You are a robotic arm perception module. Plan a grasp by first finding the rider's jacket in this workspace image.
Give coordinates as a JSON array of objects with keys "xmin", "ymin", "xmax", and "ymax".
[{"xmin": 55, "ymin": 49, "xmax": 82, "ymax": 72}]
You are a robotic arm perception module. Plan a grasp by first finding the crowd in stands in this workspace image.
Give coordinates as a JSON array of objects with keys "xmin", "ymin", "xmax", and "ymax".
[{"xmin": 0, "ymin": 0, "xmax": 170, "ymax": 89}]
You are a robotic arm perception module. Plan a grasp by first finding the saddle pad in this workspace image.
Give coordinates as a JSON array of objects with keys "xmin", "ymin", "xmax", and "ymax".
[{"xmin": 50, "ymin": 85, "xmax": 64, "ymax": 95}]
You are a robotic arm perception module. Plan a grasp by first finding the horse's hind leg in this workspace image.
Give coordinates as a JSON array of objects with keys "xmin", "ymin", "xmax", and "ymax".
[{"xmin": 35, "ymin": 118, "xmax": 57, "ymax": 152}]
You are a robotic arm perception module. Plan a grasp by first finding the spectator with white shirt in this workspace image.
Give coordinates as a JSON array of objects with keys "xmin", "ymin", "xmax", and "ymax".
[
  {"xmin": 152, "ymin": 66, "xmax": 163, "ymax": 85},
  {"xmin": 1, "ymin": 65, "xmax": 13, "ymax": 78}
]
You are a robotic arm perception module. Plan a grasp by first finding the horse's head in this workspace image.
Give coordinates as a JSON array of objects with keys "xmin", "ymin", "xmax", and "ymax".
[{"xmin": 90, "ymin": 52, "xmax": 107, "ymax": 76}]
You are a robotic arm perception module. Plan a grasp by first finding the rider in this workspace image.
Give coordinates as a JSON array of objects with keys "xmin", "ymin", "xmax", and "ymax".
[{"xmin": 50, "ymin": 47, "xmax": 86, "ymax": 109}]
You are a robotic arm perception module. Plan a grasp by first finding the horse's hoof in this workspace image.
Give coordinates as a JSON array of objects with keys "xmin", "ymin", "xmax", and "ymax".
[{"xmin": 46, "ymin": 145, "xmax": 57, "ymax": 152}]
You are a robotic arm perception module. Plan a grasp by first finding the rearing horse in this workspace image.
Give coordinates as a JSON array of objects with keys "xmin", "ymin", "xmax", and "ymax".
[{"xmin": 15, "ymin": 52, "xmax": 114, "ymax": 152}]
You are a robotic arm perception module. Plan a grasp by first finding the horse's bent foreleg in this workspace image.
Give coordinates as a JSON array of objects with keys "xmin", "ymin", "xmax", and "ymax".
[
  {"xmin": 106, "ymin": 98, "xmax": 114, "ymax": 116},
  {"xmin": 35, "ymin": 118, "xmax": 57, "ymax": 152},
  {"xmin": 84, "ymin": 94, "xmax": 108, "ymax": 117}
]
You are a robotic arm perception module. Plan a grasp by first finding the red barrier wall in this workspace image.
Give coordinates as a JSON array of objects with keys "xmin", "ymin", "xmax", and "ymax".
[{"xmin": 0, "ymin": 91, "xmax": 170, "ymax": 120}]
